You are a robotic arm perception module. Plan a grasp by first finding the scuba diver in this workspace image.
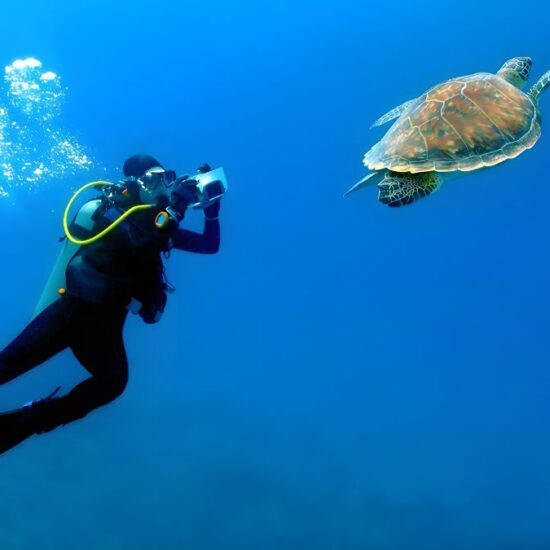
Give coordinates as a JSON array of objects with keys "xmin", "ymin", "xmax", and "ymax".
[{"xmin": 0, "ymin": 154, "xmax": 225, "ymax": 454}]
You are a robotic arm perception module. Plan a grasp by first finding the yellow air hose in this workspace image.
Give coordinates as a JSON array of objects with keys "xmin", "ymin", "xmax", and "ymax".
[{"xmin": 63, "ymin": 181, "xmax": 154, "ymax": 245}]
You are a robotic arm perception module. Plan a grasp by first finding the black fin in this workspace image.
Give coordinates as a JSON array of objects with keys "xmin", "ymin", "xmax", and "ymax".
[{"xmin": 0, "ymin": 409, "xmax": 35, "ymax": 455}]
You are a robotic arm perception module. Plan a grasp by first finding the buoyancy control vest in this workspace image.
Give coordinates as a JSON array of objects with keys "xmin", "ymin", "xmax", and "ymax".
[{"xmin": 34, "ymin": 188, "xmax": 175, "ymax": 323}]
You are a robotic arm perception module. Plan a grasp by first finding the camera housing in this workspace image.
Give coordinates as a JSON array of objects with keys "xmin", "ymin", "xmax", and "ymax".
[{"xmin": 189, "ymin": 167, "xmax": 228, "ymax": 209}]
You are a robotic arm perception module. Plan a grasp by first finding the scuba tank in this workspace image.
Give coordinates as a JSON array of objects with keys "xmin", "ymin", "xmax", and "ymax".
[{"xmin": 33, "ymin": 199, "xmax": 101, "ymax": 318}]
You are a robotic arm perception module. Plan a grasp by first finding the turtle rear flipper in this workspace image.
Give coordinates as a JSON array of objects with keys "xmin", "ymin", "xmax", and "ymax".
[
  {"xmin": 378, "ymin": 172, "xmax": 443, "ymax": 207},
  {"xmin": 343, "ymin": 172, "xmax": 383, "ymax": 197}
]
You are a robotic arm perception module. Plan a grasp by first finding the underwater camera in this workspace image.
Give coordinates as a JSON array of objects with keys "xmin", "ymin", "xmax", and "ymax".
[{"xmin": 188, "ymin": 167, "xmax": 228, "ymax": 209}]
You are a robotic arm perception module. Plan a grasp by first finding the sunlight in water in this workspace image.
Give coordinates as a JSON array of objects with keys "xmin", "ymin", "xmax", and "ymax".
[{"xmin": 0, "ymin": 57, "xmax": 93, "ymax": 196}]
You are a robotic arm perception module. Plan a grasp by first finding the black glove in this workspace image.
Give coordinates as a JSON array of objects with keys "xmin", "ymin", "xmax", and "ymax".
[
  {"xmin": 198, "ymin": 163, "xmax": 212, "ymax": 174},
  {"xmin": 120, "ymin": 177, "xmax": 140, "ymax": 200},
  {"xmin": 170, "ymin": 177, "xmax": 199, "ymax": 216},
  {"xmin": 204, "ymin": 199, "xmax": 220, "ymax": 220}
]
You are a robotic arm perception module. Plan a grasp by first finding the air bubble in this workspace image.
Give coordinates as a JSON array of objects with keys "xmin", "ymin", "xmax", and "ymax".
[{"xmin": 0, "ymin": 57, "xmax": 93, "ymax": 196}]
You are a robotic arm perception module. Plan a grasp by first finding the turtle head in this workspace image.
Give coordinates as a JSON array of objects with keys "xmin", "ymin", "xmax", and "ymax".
[{"xmin": 497, "ymin": 57, "xmax": 533, "ymax": 89}]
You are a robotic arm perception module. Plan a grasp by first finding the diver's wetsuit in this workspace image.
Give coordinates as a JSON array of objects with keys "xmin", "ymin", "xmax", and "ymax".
[{"xmin": 0, "ymin": 209, "xmax": 220, "ymax": 437}]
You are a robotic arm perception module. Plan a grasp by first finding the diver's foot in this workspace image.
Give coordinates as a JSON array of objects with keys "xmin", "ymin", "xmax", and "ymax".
[
  {"xmin": 0, "ymin": 387, "xmax": 62, "ymax": 455},
  {"xmin": 0, "ymin": 408, "xmax": 36, "ymax": 455}
]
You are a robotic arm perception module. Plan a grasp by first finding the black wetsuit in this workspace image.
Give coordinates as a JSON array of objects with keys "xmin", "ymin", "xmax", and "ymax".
[{"xmin": 0, "ymin": 200, "xmax": 220, "ymax": 435}]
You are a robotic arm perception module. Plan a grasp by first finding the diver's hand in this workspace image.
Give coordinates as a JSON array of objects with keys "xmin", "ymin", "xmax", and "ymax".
[
  {"xmin": 121, "ymin": 177, "xmax": 140, "ymax": 199},
  {"xmin": 198, "ymin": 163, "xmax": 212, "ymax": 173},
  {"xmin": 170, "ymin": 178, "xmax": 199, "ymax": 215},
  {"xmin": 204, "ymin": 200, "xmax": 220, "ymax": 220}
]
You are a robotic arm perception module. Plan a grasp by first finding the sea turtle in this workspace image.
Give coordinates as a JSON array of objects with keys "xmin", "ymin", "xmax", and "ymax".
[{"xmin": 345, "ymin": 57, "xmax": 550, "ymax": 207}]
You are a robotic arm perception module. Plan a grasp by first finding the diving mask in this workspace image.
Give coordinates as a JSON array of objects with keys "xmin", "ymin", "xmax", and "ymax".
[{"xmin": 139, "ymin": 167, "xmax": 177, "ymax": 191}]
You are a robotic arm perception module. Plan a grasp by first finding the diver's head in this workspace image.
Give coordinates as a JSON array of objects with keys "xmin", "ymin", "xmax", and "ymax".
[
  {"xmin": 123, "ymin": 154, "xmax": 176, "ymax": 202},
  {"xmin": 138, "ymin": 167, "xmax": 177, "ymax": 200},
  {"xmin": 123, "ymin": 154, "xmax": 163, "ymax": 179}
]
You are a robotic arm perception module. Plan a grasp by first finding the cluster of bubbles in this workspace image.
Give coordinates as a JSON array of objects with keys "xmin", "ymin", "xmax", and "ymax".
[{"xmin": 0, "ymin": 58, "xmax": 93, "ymax": 197}]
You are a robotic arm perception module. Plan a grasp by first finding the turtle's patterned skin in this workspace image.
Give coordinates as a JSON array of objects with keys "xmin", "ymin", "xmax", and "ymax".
[
  {"xmin": 345, "ymin": 58, "xmax": 550, "ymax": 207},
  {"xmin": 364, "ymin": 73, "xmax": 541, "ymax": 174}
]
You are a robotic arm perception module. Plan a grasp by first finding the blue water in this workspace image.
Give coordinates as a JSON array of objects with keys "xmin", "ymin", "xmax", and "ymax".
[{"xmin": 0, "ymin": 0, "xmax": 549, "ymax": 548}]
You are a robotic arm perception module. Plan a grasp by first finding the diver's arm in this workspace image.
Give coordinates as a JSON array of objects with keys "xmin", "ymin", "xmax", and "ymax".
[{"xmin": 172, "ymin": 203, "xmax": 221, "ymax": 254}]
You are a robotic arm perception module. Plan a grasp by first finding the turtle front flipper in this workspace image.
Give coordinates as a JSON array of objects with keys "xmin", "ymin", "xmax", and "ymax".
[
  {"xmin": 528, "ymin": 69, "xmax": 550, "ymax": 101},
  {"xmin": 370, "ymin": 99, "xmax": 416, "ymax": 128},
  {"xmin": 378, "ymin": 171, "xmax": 443, "ymax": 207}
]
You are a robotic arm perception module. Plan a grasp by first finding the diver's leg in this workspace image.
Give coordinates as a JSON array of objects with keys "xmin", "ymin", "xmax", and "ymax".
[
  {"xmin": 0, "ymin": 297, "xmax": 74, "ymax": 385},
  {"xmin": 26, "ymin": 305, "xmax": 129, "ymax": 433},
  {"xmin": 0, "ymin": 298, "xmax": 76, "ymax": 453}
]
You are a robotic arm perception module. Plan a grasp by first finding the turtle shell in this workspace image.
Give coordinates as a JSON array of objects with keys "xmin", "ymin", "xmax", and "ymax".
[{"xmin": 364, "ymin": 73, "xmax": 541, "ymax": 173}]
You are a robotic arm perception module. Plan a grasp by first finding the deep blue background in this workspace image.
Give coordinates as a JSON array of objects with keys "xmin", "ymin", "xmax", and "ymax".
[{"xmin": 1, "ymin": 1, "xmax": 550, "ymax": 548}]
